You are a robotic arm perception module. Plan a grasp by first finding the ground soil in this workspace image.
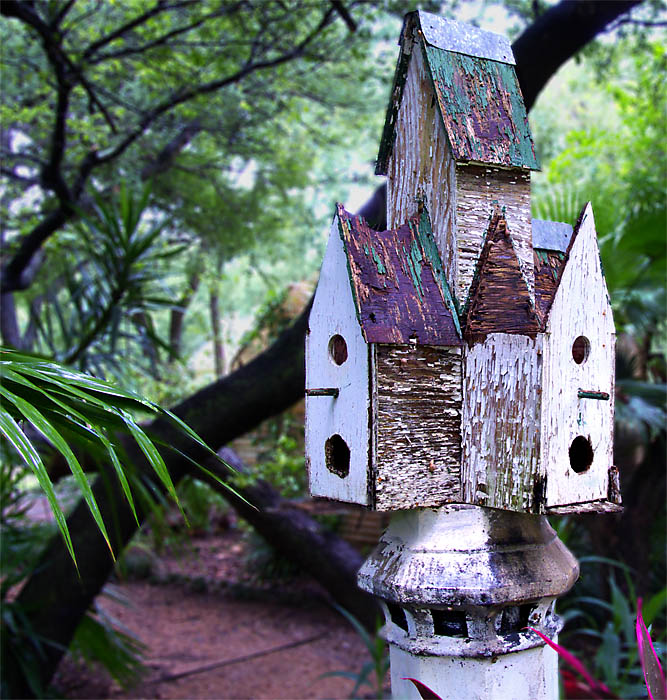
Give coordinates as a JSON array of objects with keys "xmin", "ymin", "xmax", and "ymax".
[{"xmin": 51, "ymin": 528, "xmax": 384, "ymax": 700}]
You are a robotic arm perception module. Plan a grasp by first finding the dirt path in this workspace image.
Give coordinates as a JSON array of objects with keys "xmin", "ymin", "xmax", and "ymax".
[{"xmin": 53, "ymin": 530, "xmax": 383, "ymax": 699}]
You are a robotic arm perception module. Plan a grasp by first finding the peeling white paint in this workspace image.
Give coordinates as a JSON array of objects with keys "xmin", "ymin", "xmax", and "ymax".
[
  {"xmin": 462, "ymin": 333, "xmax": 543, "ymax": 511},
  {"xmin": 542, "ymin": 204, "xmax": 615, "ymax": 507},
  {"xmin": 305, "ymin": 216, "xmax": 370, "ymax": 505},
  {"xmin": 389, "ymin": 643, "xmax": 558, "ymax": 700},
  {"xmin": 387, "ymin": 41, "xmax": 459, "ymax": 303}
]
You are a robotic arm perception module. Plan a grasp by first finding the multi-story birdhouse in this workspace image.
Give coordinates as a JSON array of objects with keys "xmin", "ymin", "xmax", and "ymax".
[{"xmin": 305, "ymin": 11, "xmax": 620, "ymax": 515}]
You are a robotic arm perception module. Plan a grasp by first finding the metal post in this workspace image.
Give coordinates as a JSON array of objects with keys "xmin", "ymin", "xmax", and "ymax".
[{"xmin": 358, "ymin": 505, "xmax": 579, "ymax": 699}]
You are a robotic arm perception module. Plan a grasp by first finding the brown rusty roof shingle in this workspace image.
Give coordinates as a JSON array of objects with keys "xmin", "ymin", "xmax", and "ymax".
[
  {"xmin": 464, "ymin": 211, "xmax": 541, "ymax": 339},
  {"xmin": 336, "ymin": 204, "xmax": 462, "ymax": 346}
]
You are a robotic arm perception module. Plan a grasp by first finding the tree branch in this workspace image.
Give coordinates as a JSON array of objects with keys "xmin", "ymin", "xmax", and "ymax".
[
  {"xmin": 95, "ymin": 4, "xmax": 339, "ymax": 169},
  {"xmin": 512, "ymin": 0, "xmax": 644, "ymax": 110},
  {"xmin": 87, "ymin": 3, "xmax": 246, "ymax": 65},
  {"xmin": 0, "ymin": 167, "xmax": 40, "ymax": 185},
  {"xmin": 140, "ymin": 119, "xmax": 202, "ymax": 181},
  {"xmin": 0, "ymin": 3, "xmax": 341, "ymax": 293},
  {"xmin": 330, "ymin": 0, "xmax": 357, "ymax": 32},
  {"xmin": 51, "ymin": 0, "xmax": 77, "ymax": 30},
  {"xmin": 80, "ymin": 0, "xmax": 197, "ymax": 62}
]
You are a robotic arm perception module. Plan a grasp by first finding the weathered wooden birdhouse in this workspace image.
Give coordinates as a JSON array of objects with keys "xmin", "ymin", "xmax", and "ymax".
[{"xmin": 305, "ymin": 11, "xmax": 619, "ymax": 515}]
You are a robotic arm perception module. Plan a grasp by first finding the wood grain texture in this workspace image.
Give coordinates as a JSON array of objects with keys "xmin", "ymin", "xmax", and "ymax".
[
  {"xmin": 306, "ymin": 216, "xmax": 370, "ymax": 505},
  {"xmin": 456, "ymin": 165, "xmax": 532, "ymax": 305},
  {"xmin": 462, "ymin": 333, "xmax": 544, "ymax": 513},
  {"xmin": 425, "ymin": 46, "xmax": 539, "ymax": 170},
  {"xmin": 541, "ymin": 204, "xmax": 615, "ymax": 508},
  {"xmin": 546, "ymin": 501, "xmax": 623, "ymax": 515},
  {"xmin": 336, "ymin": 205, "xmax": 461, "ymax": 346},
  {"xmin": 386, "ymin": 39, "xmax": 459, "ymax": 303},
  {"xmin": 465, "ymin": 212, "xmax": 540, "ymax": 339},
  {"xmin": 374, "ymin": 344, "xmax": 462, "ymax": 511}
]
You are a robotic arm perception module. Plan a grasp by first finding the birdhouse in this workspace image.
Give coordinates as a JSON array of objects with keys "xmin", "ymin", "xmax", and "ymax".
[{"xmin": 305, "ymin": 11, "xmax": 620, "ymax": 515}]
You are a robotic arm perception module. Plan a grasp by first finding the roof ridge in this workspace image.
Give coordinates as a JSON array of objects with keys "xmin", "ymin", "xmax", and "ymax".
[{"xmin": 376, "ymin": 13, "xmax": 538, "ymax": 175}]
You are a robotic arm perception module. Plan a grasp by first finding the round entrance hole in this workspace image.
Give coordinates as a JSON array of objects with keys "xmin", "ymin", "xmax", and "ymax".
[
  {"xmin": 572, "ymin": 336, "xmax": 590, "ymax": 364},
  {"xmin": 325, "ymin": 434, "xmax": 350, "ymax": 478},
  {"xmin": 569, "ymin": 436, "xmax": 594, "ymax": 473},
  {"xmin": 328, "ymin": 334, "xmax": 348, "ymax": 366}
]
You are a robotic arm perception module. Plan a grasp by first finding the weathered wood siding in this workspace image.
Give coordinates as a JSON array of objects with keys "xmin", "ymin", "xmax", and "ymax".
[
  {"xmin": 456, "ymin": 165, "xmax": 532, "ymax": 306},
  {"xmin": 541, "ymin": 204, "xmax": 615, "ymax": 507},
  {"xmin": 386, "ymin": 41, "xmax": 458, "ymax": 304},
  {"xmin": 462, "ymin": 333, "xmax": 543, "ymax": 513},
  {"xmin": 374, "ymin": 344, "xmax": 462, "ymax": 511},
  {"xmin": 306, "ymin": 216, "xmax": 370, "ymax": 505}
]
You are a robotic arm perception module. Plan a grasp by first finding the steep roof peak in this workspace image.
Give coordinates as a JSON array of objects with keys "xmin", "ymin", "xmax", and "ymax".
[
  {"xmin": 465, "ymin": 210, "xmax": 541, "ymax": 340},
  {"xmin": 376, "ymin": 13, "xmax": 538, "ymax": 175}
]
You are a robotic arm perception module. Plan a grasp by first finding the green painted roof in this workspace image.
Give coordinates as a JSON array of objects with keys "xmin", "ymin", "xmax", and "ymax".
[{"xmin": 376, "ymin": 13, "xmax": 539, "ymax": 174}]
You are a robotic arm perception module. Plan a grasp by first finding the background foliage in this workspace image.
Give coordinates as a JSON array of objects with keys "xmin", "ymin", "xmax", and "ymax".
[{"xmin": 1, "ymin": 0, "xmax": 665, "ymax": 697}]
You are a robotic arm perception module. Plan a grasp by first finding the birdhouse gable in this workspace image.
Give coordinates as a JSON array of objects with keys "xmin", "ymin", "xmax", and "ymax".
[
  {"xmin": 336, "ymin": 204, "xmax": 462, "ymax": 347},
  {"xmin": 464, "ymin": 211, "xmax": 541, "ymax": 339},
  {"xmin": 377, "ymin": 11, "xmax": 539, "ymax": 175},
  {"xmin": 305, "ymin": 213, "xmax": 372, "ymax": 505},
  {"xmin": 539, "ymin": 203, "xmax": 617, "ymax": 512}
]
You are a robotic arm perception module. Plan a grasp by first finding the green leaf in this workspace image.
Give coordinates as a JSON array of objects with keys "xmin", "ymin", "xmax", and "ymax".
[
  {"xmin": 118, "ymin": 411, "xmax": 185, "ymax": 523},
  {"xmin": 0, "ymin": 383, "xmax": 115, "ymax": 559},
  {"xmin": 0, "ymin": 409, "xmax": 77, "ymax": 569}
]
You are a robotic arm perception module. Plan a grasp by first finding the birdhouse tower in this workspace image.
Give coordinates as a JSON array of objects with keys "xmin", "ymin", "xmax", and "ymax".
[{"xmin": 305, "ymin": 10, "xmax": 619, "ymax": 516}]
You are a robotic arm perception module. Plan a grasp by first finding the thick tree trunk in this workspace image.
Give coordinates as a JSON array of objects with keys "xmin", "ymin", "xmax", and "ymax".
[{"xmin": 513, "ymin": 0, "xmax": 643, "ymax": 110}]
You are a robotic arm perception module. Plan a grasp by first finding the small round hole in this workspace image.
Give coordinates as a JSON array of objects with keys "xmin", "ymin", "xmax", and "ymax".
[
  {"xmin": 572, "ymin": 336, "xmax": 590, "ymax": 364},
  {"xmin": 325, "ymin": 434, "xmax": 350, "ymax": 478},
  {"xmin": 569, "ymin": 436, "xmax": 594, "ymax": 473},
  {"xmin": 328, "ymin": 334, "xmax": 348, "ymax": 365}
]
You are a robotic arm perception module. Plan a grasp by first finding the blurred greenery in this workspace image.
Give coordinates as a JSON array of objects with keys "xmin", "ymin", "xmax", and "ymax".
[{"xmin": 0, "ymin": 0, "xmax": 665, "ymax": 696}]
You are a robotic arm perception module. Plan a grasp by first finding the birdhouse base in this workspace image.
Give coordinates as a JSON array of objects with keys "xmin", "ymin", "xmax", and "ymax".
[{"xmin": 357, "ymin": 504, "xmax": 579, "ymax": 699}]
